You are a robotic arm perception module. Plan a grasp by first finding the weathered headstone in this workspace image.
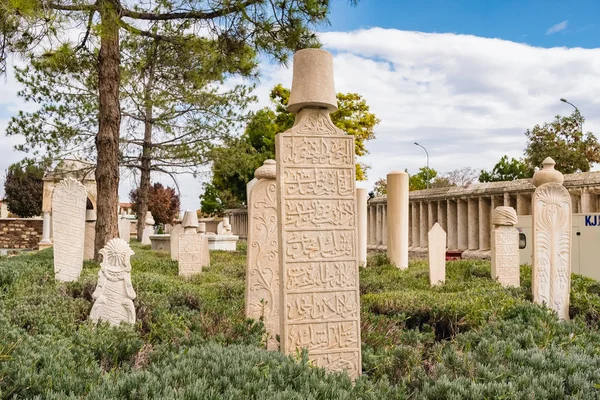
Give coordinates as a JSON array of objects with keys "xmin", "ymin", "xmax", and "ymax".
[
  {"xmin": 170, "ymin": 224, "xmax": 183, "ymax": 260},
  {"xmin": 428, "ymin": 223, "xmax": 446, "ymax": 286},
  {"xmin": 178, "ymin": 210, "xmax": 206, "ymax": 276},
  {"xmin": 90, "ymin": 238, "xmax": 136, "ymax": 325},
  {"xmin": 52, "ymin": 177, "xmax": 87, "ymax": 281},
  {"xmin": 276, "ymin": 49, "xmax": 361, "ymax": 378},
  {"xmin": 532, "ymin": 157, "xmax": 571, "ymax": 320},
  {"xmin": 141, "ymin": 211, "xmax": 155, "ymax": 245},
  {"xmin": 120, "ymin": 214, "xmax": 131, "ymax": 243},
  {"xmin": 245, "ymin": 159, "xmax": 279, "ymax": 350},
  {"xmin": 491, "ymin": 206, "xmax": 520, "ymax": 287},
  {"xmin": 83, "ymin": 209, "xmax": 97, "ymax": 260}
]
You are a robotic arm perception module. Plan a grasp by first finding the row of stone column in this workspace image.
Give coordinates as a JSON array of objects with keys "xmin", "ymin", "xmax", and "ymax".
[{"xmin": 227, "ymin": 211, "xmax": 248, "ymax": 239}]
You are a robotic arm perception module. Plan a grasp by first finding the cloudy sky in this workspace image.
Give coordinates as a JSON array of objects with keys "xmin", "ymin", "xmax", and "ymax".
[{"xmin": 1, "ymin": 0, "xmax": 599, "ymax": 211}]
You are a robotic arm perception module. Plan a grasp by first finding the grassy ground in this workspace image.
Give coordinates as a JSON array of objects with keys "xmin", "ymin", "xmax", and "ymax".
[{"xmin": 2, "ymin": 242, "xmax": 600, "ymax": 398}]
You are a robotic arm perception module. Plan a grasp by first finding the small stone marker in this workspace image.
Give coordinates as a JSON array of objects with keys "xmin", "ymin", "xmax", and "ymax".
[
  {"xmin": 532, "ymin": 157, "xmax": 571, "ymax": 320},
  {"xmin": 178, "ymin": 210, "xmax": 206, "ymax": 276},
  {"xmin": 52, "ymin": 177, "xmax": 87, "ymax": 282},
  {"xmin": 276, "ymin": 49, "xmax": 361, "ymax": 378},
  {"xmin": 428, "ymin": 223, "xmax": 446, "ymax": 286},
  {"xmin": 170, "ymin": 224, "xmax": 183, "ymax": 260},
  {"xmin": 387, "ymin": 171, "xmax": 409, "ymax": 269},
  {"xmin": 141, "ymin": 211, "xmax": 155, "ymax": 245},
  {"xmin": 491, "ymin": 206, "xmax": 520, "ymax": 287},
  {"xmin": 245, "ymin": 159, "xmax": 279, "ymax": 350},
  {"xmin": 90, "ymin": 238, "xmax": 136, "ymax": 326},
  {"xmin": 83, "ymin": 209, "xmax": 97, "ymax": 260}
]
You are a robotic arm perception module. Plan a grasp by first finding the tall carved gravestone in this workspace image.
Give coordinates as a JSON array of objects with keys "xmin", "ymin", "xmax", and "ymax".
[
  {"xmin": 52, "ymin": 177, "xmax": 87, "ymax": 281},
  {"xmin": 428, "ymin": 223, "xmax": 446, "ymax": 286},
  {"xmin": 491, "ymin": 206, "xmax": 520, "ymax": 287},
  {"xmin": 90, "ymin": 238, "xmax": 136, "ymax": 325},
  {"xmin": 141, "ymin": 211, "xmax": 155, "ymax": 245},
  {"xmin": 532, "ymin": 157, "xmax": 571, "ymax": 320},
  {"xmin": 170, "ymin": 224, "xmax": 183, "ymax": 261},
  {"xmin": 245, "ymin": 159, "xmax": 279, "ymax": 350},
  {"xmin": 276, "ymin": 49, "xmax": 361, "ymax": 378},
  {"xmin": 178, "ymin": 211, "xmax": 206, "ymax": 276}
]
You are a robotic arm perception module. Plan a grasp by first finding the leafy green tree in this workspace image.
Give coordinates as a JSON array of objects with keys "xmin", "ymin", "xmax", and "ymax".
[
  {"xmin": 524, "ymin": 110, "xmax": 600, "ymax": 173},
  {"xmin": 130, "ymin": 183, "xmax": 180, "ymax": 225},
  {"xmin": 3, "ymin": 161, "xmax": 45, "ymax": 218},
  {"xmin": 2, "ymin": 0, "xmax": 353, "ymax": 257},
  {"xmin": 205, "ymin": 84, "xmax": 380, "ymax": 207},
  {"xmin": 409, "ymin": 167, "xmax": 437, "ymax": 191},
  {"xmin": 479, "ymin": 155, "xmax": 532, "ymax": 182}
]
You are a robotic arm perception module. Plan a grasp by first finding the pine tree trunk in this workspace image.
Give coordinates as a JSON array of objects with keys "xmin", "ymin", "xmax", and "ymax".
[
  {"xmin": 94, "ymin": 0, "xmax": 121, "ymax": 258},
  {"xmin": 136, "ymin": 51, "xmax": 155, "ymax": 240}
]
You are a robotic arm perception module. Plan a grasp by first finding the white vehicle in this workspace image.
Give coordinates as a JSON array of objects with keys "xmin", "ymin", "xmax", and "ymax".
[{"xmin": 517, "ymin": 213, "xmax": 600, "ymax": 281}]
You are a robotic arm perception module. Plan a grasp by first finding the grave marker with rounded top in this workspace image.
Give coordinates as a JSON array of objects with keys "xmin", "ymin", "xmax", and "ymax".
[
  {"xmin": 491, "ymin": 206, "xmax": 520, "ymax": 287},
  {"xmin": 428, "ymin": 223, "xmax": 446, "ymax": 286},
  {"xmin": 387, "ymin": 171, "xmax": 409, "ymax": 269},
  {"xmin": 532, "ymin": 157, "xmax": 571, "ymax": 320}
]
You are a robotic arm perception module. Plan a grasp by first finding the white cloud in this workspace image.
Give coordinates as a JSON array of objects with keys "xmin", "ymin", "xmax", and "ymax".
[
  {"xmin": 546, "ymin": 20, "xmax": 568, "ymax": 35},
  {"xmin": 2, "ymin": 28, "xmax": 600, "ymax": 210}
]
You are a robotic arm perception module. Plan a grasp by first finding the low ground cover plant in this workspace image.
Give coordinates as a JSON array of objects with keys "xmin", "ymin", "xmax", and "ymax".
[{"xmin": 2, "ymin": 243, "xmax": 600, "ymax": 398}]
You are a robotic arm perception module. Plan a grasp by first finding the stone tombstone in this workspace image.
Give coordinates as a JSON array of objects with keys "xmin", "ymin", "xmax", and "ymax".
[
  {"xmin": 356, "ymin": 188, "xmax": 368, "ymax": 267},
  {"xmin": 90, "ymin": 238, "xmax": 136, "ymax": 326},
  {"xmin": 178, "ymin": 210, "xmax": 205, "ymax": 276},
  {"xmin": 141, "ymin": 211, "xmax": 155, "ymax": 245},
  {"xmin": 491, "ymin": 206, "xmax": 520, "ymax": 287},
  {"xmin": 120, "ymin": 215, "xmax": 131, "ymax": 243},
  {"xmin": 170, "ymin": 224, "xmax": 183, "ymax": 260},
  {"xmin": 83, "ymin": 209, "xmax": 97, "ymax": 260},
  {"xmin": 428, "ymin": 223, "xmax": 446, "ymax": 286},
  {"xmin": 245, "ymin": 159, "xmax": 279, "ymax": 350},
  {"xmin": 276, "ymin": 49, "xmax": 361, "ymax": 378},
  {"xmin": 52, "ymin": 177, "xmax": 87, "ymax": 282},
  {"xmin": 532, "ymin": 157, "xmax": 572, "ymax": 320}
]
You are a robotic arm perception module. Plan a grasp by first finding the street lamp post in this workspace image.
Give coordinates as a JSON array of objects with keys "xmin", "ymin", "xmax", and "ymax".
[
  {"xmin": 414, "ymin": 142, "xmax": 430, "ymax": 189},
  {"xmin": 560, "ymin": 98, "xmax": 583, "ymax": 134}
]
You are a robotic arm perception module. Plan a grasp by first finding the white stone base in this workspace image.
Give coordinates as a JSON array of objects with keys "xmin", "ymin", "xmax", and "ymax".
[
  {"xmin": 206, "ymin": 234, "xmax": 238, "ymax": 251},
  {"xmin": 38, "ymin": 242, "xmax": 53, "ymax": 250},
  {"xmin": 149, "ymin": 234, "xmax": 171, "ymax": 251}
]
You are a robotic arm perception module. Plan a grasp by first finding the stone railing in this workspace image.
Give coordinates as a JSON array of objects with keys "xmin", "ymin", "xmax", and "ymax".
[
  {"xmin": 224, "ymin": 209, "xmax": 248, "ymax": 239},
  {"xmin": 0, "ymin": 218, "xmax": 43, "ymax": 249},
  {"xmin": 224, "ymin": 170, "xmax": 600, "ymax": 258}
]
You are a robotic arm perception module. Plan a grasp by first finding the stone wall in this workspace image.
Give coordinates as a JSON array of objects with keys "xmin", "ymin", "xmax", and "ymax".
[{"xmin": 0, "ymin": 218, "xmax": 43, "ymax": 249}]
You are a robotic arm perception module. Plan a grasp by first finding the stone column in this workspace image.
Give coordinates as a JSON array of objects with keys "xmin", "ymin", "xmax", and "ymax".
[
  {"xmin": 382, "ymin": 204, "xmax": 388, "ymax": 246},
  {"xmin": 419, "ymin": 201, "xmax": 428, "ymax": 249},
  {"xmin": 531, "ymin": 157, "xmax": 571, "ymax": 320},
  {"xmin": 387, "ymin": 171, "xmax": 409, "ymax": 269},
  {"xmin": 84, "ymin": 209, "xmax": 97, "ymax": 260},
  {"xmin": 437, "ymin": 200, "xmax": 447, "ymax": 232},
  {"xmin": 412, "ymin": 202, "xmax": 420, "ymax": 248},
  {"xmin": 357, "ymin": 188, "xmax": 369, "ymax": 267},
  {"xmin": 478, "ymin": 197, "xmax": 491, "ymax": 251},
  {"xmin": 571, "ymin": 194, "xmax": 581, "ymax": 214},
  {"xmin": 491, "ymin": 207, "xmax": 520, "ymax": 287},
  {"xmin": 503, "ymin": 192, "xmax": 511, "ymax": 206},
  {"xmin": 457, "ymin": 199, "xmax": 468, "ymax": 250},
  {"xmin": 447, "ymin": 200, "xmax": 458, "ymax": 249},
  {"xmin": 581, "ymin": 188, "xmax": 597, "ymax": 213},
  {"xmin": 39, "ymin": 211, "xmax": 53, "ymax": 249},
  {"xmin": 375, "ymin": 204, "xmax": 383, "ymax": 246},
  {"xmin": 516, "ymin": 194, "xmax": 532, "ymax": 215},
  {"xmin": 428, "ymin": 201, "xmax": 437, "ymax": 230},
  {"xmin": 467, "ymin": 198, "xmax": 479, "ymax": 250},
  {"xmin": 408, "ymin": 202, "xmax": 413, "ymax": 248}
]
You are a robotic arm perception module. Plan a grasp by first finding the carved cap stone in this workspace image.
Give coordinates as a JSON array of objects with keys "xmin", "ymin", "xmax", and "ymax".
[
  {"xmin": 182, "ymin": 210, "xmax": 199, "ymax": 228},
  {"xmin": 532, "ymin": 157, "xmax": 564, "ymax": 187},
  {"xmin": 144, "ymin": 211, "xmax": 155, "ymax": 225},
  {"xmin": 255, "ymin": 159, "xmax": 276, "ymax": 180},
  {"xmin": 492, "ymin": 206, "xmax": 518, "ymax": 226},
  {"xmin": 287, "ymin": 49, "xmax": 337, "ymax": 114}
]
